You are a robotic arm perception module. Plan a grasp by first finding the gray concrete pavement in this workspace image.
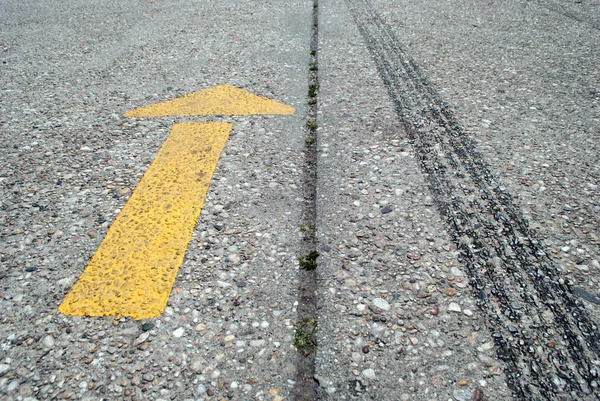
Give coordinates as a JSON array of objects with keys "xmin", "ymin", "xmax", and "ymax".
[
  {"xmin": 1, "ymin": 0, "xmax": 311, "ymax": 400},
  {"xmin": 315, "ymin": 0, "xmax": 599, "ymax": 399},
  {"xmin": 1, "ymin": 0, "xmax": 599, "ymax": 400},
  {"xmin": 315, "ymin": 0, "xmax": 511, "ymax": 399}
]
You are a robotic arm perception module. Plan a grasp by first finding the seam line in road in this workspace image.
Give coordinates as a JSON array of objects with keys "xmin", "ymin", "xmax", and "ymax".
[{"xmin": 293, "ymin": 0, "xmax": 320, "ymax": 400}]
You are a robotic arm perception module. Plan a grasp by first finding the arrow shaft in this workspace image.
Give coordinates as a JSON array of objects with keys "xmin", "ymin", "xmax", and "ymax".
[{"xmin": 59, "ymin": 122, "xmax": 231, "ymax": 319}]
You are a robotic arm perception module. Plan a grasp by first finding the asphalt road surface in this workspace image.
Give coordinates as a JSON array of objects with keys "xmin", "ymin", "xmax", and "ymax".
[{"xmin": 1, "ymin": 0, "xmax": 599, "ymax": 400}]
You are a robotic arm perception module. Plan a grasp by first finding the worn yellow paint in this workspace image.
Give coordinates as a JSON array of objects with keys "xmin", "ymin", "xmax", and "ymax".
[
  {"xmin": 124, "ymin": 84, "xmax": 295, "ymax": 118},
  {"xmin": 59, "ymin": 122, "xmax": 231, "ymax": 319}
]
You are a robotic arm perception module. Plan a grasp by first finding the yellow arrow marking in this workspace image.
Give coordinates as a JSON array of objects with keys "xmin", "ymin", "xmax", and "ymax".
[
  {"xmin": 59, "ymin": 122, "xmax": 231, "ymax": 319},
  {"xmin": 60, "ymin": 85, "xmax": 294, "ymax": 319},
  {"xmin": 124, "ymin": 84, "xmax": 295, "ymax": 117}
]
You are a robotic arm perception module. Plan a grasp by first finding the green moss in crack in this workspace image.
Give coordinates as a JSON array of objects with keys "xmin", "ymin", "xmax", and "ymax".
[
  {"xmin": 293, "ymin": 317, "xmax": 317, "ymax": 355},
  {"xmin": 305, "ymin": 120, "xmax": 317, "ymax": 130},
  {"xmin": 298, "ymin": 250, "xmax": 319, "ymax": 270}
]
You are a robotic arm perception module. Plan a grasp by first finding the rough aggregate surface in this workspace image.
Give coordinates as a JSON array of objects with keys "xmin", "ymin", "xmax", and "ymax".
[
  {"xmin": 1, "ymin": 0, "xmax": 599, "ymax": 400},
  {"xmin": 1, "ymin": 0, "xmax": 311, "ymax": 400}
]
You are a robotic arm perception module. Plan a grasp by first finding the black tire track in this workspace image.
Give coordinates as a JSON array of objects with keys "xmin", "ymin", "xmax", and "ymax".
[
  {"xmin": 529, "ymin": 0, "xmax": 600, "ymax": 31},
  {"xmin": 345, "ymin": 0, "xmax": 600, "ymax": 399}
]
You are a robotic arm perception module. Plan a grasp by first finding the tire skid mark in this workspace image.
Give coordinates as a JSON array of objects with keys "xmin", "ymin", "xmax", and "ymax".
[
  {"xmin": 529, "ymin": 0, "xmax": 600, "ymax": 31},
  {"xmin": 346, "ymin": 0, "xmax": 600, "ymax": 399}
]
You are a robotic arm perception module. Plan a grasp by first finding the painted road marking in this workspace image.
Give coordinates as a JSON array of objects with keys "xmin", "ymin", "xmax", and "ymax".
[
  {"xmin": 124, "ymin": 84, "xmax": 295, "ymax": 117},
  {"xmin": 59, "ymin": 122, "xmax": 231, "ymax": 319},
  {"xmin": 59, "ymin": 85, "xmax": 294, "ymax": 319},
  {"xmin": 60, "ymin": 85, "xmax": 295, "ymax": 319}
]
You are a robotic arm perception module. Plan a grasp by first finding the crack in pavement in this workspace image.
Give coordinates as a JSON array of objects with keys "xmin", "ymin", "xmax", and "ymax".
[{"xmin": 294, "ymin": 0, "xmax": 320, "ymax": 399}]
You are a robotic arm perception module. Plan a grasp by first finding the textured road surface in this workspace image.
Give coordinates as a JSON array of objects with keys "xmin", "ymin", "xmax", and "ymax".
[{"xmin": 1, "ymin": 0, "xmax": 599, "ymax": 400}]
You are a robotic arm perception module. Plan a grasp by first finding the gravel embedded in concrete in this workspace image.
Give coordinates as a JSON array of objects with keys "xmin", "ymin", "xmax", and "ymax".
[
  {"xmin": 1, "ymin": 0, "xmax": 599, "ymax": 400},
  {"xmin": 0, "ymin": 0, "xmax": 311, "ymax": 399}
]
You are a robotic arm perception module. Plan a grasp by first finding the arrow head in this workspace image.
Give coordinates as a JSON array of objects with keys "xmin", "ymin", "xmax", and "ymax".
[{"xmin": 124, "ymin": 84, "xmax": 295, "ymax": 118}]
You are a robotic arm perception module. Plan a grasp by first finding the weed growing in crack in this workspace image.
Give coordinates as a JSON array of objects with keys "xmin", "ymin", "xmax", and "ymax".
[
  {"xmin": 305, "ymin": 120, "xmax": 317, "ymax": 130},
  {"xmin": 293, "ymin": 317, "xmax": 317, "ymax": 356},
  {"xmin": 300, "ymin": 224, "xmax": 315, "ymax": 232},
  {"xmin": 298, "ymin": 250, "xmax": 319, "ymax": 270}
]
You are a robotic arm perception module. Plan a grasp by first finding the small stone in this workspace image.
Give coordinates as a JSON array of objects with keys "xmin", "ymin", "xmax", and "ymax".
[
  {"xmin": 431, "ymin": 375, "xmax": 445, "ymax": 387},
  {"xmin": 142, "ymin": 373, "xmax": 154, "ymax": 382},
  {"xmin": 463, "ymin": 309, "xmax": 473, "ymax": 316},
  {"xmin": 362, "ymin": 368, "xmax": 376, "ymax": 379},
  {"xmin": 87, "ymin": 231, "xmax": 96, "ymax": 239},
  {"xmin": 173, "ymin": 327, "xmax": 185, "ymax": 338},
  {"xmin": 430, "ymin": 306, "xmax": 439, "ymax": 315},
  {"xmin": 268, "ymin": 388, "xmax": 281, "ymax": 395},
  {"xmin": 372, "ymin": 297, "xmax": 391, "ymax": 311},
  {"xmin": 458, "ymin": 379, "xmax": 468, "ymax": 386},
  {"xmin": 80, "ymin": 146, "xmax": 92, "ymax": 151},
  {"xmin": 133, "ymin": 332, "xmax": 150, "ymax": 347},
  {"xmin": 7, "ymin": 380, "xmax": 19, "ymax": 392},
  {"xmin": 0, "ymin": 364, "xmax": 9, "ymax": 374},
  {"xmin": 42, "ymin": 335, "xmax": 55, "ymax": 348},
  {"xmin": 197, "ymin": 384, "xmax": 206, "ymax": 394},
  {"xmin": 481, "ymin": 342, "xmax": 494, "ymax": 351},
  {"xmin": 448, "ymin": 303, "xmax": 462, "ymax": 313},
  {"xmin": 189, "ymin": 358, "xmax": 203, "ymax": 372},
  {"xmin": 195, "ymin": 323, "xmax": 206, "ymax": 332},
  {"xmin": 472, "ymin": 388, "xmax": 484, "ymax": 401},
  {"xmin": 25, "ymin": 266, "xmax": 37, "ymax": 272},
  {"xmin": 206, "ymin": 388, "xmax": 215, "ymax": 396},
  {"xmin": 118, "ymin": 188, "xmax": 131, "ymax": 196},
  {"xmin": 141, "ymin": 322, "xmax": 154, "ymax": 332},
  {"xmin": 362, "ymin": 345, "xmax": 370, "ymax": 354},
  {"xmin": 250, "ymin": 339, "xmax": 266, "ymax": 347},
  {"xmin": 453, "ymin": 389, "xmax": 471, "ymax": 401},
  {"xmin": 478, "ymin": 354, "xmax": 495, "ymax": 367},
  {"xmin": 444, "ymin": 288, "xmax": 457, "ymax": 296}
]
